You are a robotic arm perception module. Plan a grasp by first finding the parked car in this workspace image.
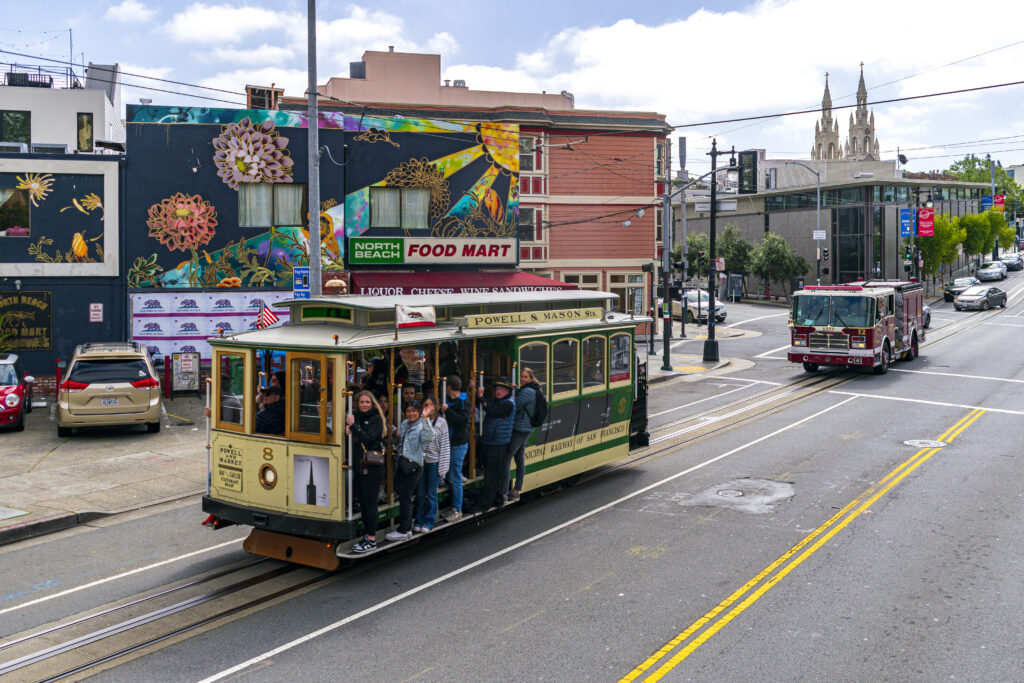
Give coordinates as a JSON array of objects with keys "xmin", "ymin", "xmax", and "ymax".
[
  {"xmin": 671, "ymin": 289, "xmax": 728, "ymax": 323},
  {"xmin": 0, "ymin": 353, "xmax": 33, "ymax": 432},
  {"xmin": 944, "ymin": 276, "xmax": 980, "ymax": 301},
  {"xmin": 999, "ymin": 252, "xmax": 1023, "ymax": 271},
  {"xmin": 56, "ymin": 342, "xmax": 162, "ymax": 437},
  {"xmin": 954, "ymin": 285, "xmax": 1007, "ymax": 311},
  {"xmin": 977, "ymin": 261, "xmax": 1007, "ymax": 281},
  {"xmin": 922, "ymin": 304, "xmax": 931, "ymax": 329}
]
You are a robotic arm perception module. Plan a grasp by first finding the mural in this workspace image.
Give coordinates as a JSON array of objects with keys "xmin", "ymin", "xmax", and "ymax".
[
  {"xmin": 15, "ymin": 173, "xmax": 53, "ymax": 207},
  {"xmin": 0, "ymin": 171, "xmax": 105, "ymax": 263},
  {"xmin": 125, "ymin": 105, "xmax": 519, "ymax": 286}
]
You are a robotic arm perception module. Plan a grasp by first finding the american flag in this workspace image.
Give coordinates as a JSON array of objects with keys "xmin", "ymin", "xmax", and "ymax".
[{"xmin": 257, "ymin": 300, "xmax": 280, "ymax": 329}]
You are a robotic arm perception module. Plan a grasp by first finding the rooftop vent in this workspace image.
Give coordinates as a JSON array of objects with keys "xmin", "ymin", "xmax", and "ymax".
[
  {"xmin": 349, "ymin": 61, "xmax": 366, "ymax": 79},
  {"xmin": 453, "ymin": 79, "xmax": 466, "ymax": 88}
]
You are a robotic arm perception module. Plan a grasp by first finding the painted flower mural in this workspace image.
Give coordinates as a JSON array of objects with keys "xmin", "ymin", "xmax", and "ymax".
[
  {"xmin": 212, "ymin": 117, "xmax": 294, "ymax": 189},
  {"xmin": 147, "ymin": 192, "xmax": 218, "ymax": 252},
  {"xmin": 15, "ymin": 173, "xmax": 54, "ymax": 207}
]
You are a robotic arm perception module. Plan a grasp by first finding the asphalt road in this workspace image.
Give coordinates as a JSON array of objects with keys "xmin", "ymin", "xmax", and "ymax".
[{"xmin": 2, "ymin": 274, "xmax": 1023, "ymax": 681}]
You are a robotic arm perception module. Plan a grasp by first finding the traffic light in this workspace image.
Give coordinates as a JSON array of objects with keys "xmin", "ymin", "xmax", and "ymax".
[
  {"xmin": 738, "ymin": 151, "xmax": 758, "ymax": 194},
  {"xmin": 904, "ymin": 245, "xmax": 912, "ymax": 259},
  {"xmin": 822, "ymin": 248, "xmax": 829, "ymax": 260}
]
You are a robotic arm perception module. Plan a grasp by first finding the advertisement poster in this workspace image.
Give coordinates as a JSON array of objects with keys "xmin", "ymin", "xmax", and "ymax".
[
  {"xmin": 293, "ymin": 454, "xmax": 330, "ymax": 507},
  {"xmin": 0, "ymin": 291, "xmax": 52, "ymax": 350},
  {"xmin": 130, "ymin": 291, "xmax": 292, "ymax": 361}
]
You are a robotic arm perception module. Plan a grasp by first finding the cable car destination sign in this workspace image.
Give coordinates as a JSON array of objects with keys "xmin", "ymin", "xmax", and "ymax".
[
  {"xmin": 348, "ymin": 237, "xmax": 517, "ymax": 265},
  {"xmin": 457, "ymin": 307, "xmax": 603, "ymax": 328}
]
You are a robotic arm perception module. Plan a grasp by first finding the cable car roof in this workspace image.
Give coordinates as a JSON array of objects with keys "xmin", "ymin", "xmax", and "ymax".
[{"xmin": 272, "ymin": 289, "xmax": 616, "ymax": 310}]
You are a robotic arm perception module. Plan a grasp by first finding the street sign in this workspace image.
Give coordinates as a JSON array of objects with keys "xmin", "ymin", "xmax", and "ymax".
[
  {"xmin": 981, "ymin": 195, "xmax": 993, "ymax": 211},
  {"xmin": 88, "ymin": 303, "xmax": 103, "ymax": 323},
  {"xmin": 714, "ymin": 257, "xmax": 726, "ymax": 271},
  {"xmin": 812, "ymin": 230, "xmax": 826, "ymax": 241},
  {"xmin": 292, "ymin": 266, "xmax": 311, "ymax": 300},
  {"xmin": 899, "ymin": 208, "xmax": 913, "ymax": 237},
  {"xmin": 917, "ymin": 208, "xmax": 935, "ymax": 237}
]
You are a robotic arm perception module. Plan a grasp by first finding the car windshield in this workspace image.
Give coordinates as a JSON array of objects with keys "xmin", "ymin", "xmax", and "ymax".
[
  {"xmin": 68, "ymin": 359, "xmax": 150, "ymax": 384},
  {"xmin": 999, "ymin": 254, "xmax": 1016, "ymax": 261},
  {"xmin": 960, "ymin": 286, "xmax": 988, "ymax": 296},
  {"xmin": 685, "ymin": 291, "xmax": 710, "ymax": 302},
  {"xmin": 0, "ymin": 366, "xmax": 17, "ymax": 385},
  {"xmin": 952, "ymin": 278, "xmax": 974, "ymax": 287},
  {"xmin": 981, "ymin": 262, "xmax": 998, "ymax": 269},
  {"xmin": 793, "ymin": 295, "xmax": 873, "ymax": 327}
]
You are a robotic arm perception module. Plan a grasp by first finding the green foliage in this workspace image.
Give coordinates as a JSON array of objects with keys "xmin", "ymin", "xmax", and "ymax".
[
  {"xmin": 750, "ymin": 232, "xmax": 808, "ymax": 290},
  {"xmin": 673, "ymin": 232, "xmax": 710, "ymax": 279},
  {"xmin": 917, "ymin": 213, "xmax": 965, "ymax": 278},
  {"xmin": 717, "ymin": 226, "xmax": 754, "ymax": 275},
  {"xmin": 986, "ymin": 210, "xmax": 1017, "ymax": 248},
  {"xmin": 958, "ymin": 213, "xmax": 991, "ymax": 257},
  {"xmin": 944, "ymin": 155, "xmax": 1023, "ymax": 205}
]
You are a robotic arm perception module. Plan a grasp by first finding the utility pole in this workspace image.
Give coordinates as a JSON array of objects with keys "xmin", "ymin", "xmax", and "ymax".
[
  {"xmin": 991, "ymin": 158, "xmax": 1000, "ymax": 260},
  {"xmin": 660, "ymin": 139, "xmax": 673, "ymax": 372},
  {"xmin": 704, "ymin": 139, "xmax": 737, "ymax": 363},
  {"xmin": 306, "ymin": 0, "xmax": 322, "ymax": 297},
  {"xmin": 678, "ymin": 136, "xmax": 688, "ymax": 339}
]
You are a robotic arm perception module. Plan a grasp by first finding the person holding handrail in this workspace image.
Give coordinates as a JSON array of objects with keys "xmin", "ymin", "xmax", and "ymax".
[{"xmin": 346, "ymin": 390, "xmax": 387, "ymax": 554}]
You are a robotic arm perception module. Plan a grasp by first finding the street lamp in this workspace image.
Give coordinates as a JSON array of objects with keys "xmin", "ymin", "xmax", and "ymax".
[
  {"xmin": 785, "ymin": 161, "xmax": 822, "ymax": 285},
  {"xmin": 703, "ymin": 139, "xmax": 739, "ymax": 363}
]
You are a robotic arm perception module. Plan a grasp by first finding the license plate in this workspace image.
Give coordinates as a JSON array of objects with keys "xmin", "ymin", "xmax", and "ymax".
[{"xmin": 101, "ymin": 398, "xmax": 119, "ymax": 407}]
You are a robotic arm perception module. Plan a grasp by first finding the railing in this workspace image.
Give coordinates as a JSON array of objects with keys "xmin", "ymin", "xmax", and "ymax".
[{"xmin": 2, "ymin": 63, "xmax": 79, "ymax": 90}]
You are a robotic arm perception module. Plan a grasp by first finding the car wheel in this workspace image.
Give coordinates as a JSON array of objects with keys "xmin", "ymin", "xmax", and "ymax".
[
  {"xmin": 14, "ymin": 410, "xmax": 25, "ymax": 432},
  {"xmin": 982, "ymin": 301, "xmax": 989, "ymax": 310},
  {"xmin": 924, "ymin": 313, "xmax": 930, "ymax": 329},
  {"xmin": 803, "ymin": 362, "xmax": 819, "ymax": 373},
  {"xmin": 685, "ymin": 310, "xmax": 695, "ymax": 324},
  {"xmin": 147, "ymin": 421, "xmax": 161, "ymax": 433},
  {"xmin": 873, "ymin": 342, "xmax": 891, "ymax": 375},
  {"xmin": 1001, "ymin": 298, "xmax": 1007, "ymax": 308},
  {"xmin": 57, "ymin": 426, "xmax": 72, "ymax": 438},
  {"xmin": 25, "ymin": 388, "xmax": 32, "ymax": 414},
  {"xmin": 954, "ymin": 305, "xmax": 961, "ymax": 311}
]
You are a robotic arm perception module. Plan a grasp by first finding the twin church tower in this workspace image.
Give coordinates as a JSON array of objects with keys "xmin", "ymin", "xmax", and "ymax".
[{"xmin": 811, "ymin": 63, "xmax": 880, "ymax": 161}]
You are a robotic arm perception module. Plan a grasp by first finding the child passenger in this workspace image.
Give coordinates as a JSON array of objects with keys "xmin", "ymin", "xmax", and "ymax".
[{"xmin": 414, "ymin": 396, "xmax": 449, "ymax": 532}]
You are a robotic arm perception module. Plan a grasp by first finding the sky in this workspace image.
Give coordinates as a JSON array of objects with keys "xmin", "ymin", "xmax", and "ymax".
[{"xmin": 3, "ymin": 0, "xmax": 1024, "ymax": 174}]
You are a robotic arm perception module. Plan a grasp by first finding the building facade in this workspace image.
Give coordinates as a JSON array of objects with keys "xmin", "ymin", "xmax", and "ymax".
[{"xmin": 284, "ymin": 49, "xmax": 670, "ymax": 315}]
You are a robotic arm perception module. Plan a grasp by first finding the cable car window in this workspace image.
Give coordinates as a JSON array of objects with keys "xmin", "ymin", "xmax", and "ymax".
[
  {"xmin": 609, "ymin": 333, "xmax": 631, "ymax": 383},
  {"xmin": 288, "ymin": 356, "xmax": 334, "ymax": 441},
  {"xmin": 551, "ymin": 339, "xmax": 578, "ymax": 397},
  {"xmin": 582, "ymin": 336, "xmax": 606, "ymax": 390},
  {"xmin": 518, "ymin": 342, "xmax": 548, "ymax": 396},
  {"xmin": 216, "ymin": 352, "xmax": 246, "ymax": 429}
]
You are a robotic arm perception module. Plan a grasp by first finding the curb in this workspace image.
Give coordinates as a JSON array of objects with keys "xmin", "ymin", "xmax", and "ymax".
[{"xmin": 648, "ymin": 357, "xmax": 731, "ymax": 385}]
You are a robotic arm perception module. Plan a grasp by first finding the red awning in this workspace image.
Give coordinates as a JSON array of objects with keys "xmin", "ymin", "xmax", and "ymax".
[{"xmin": 349, "ymin": 271, "xmax": 576, "ymax": 296}]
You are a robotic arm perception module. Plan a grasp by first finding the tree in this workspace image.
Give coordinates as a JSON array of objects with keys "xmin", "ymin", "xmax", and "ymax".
[
  {"xmin": 750, "ymin": 232, "xmax": 808, "ymax": 296},
  {"xmin": 958, "ymin": 212, "xmax": 991, "ymax": 260},
  {"xmin": 717, "ymin": 226, "xmax": 754, "ymax": 276},
  {"xmin": 917, "ymin": 213, "xmax": 965, "ymax": 283},
  {"xmin": 944, "ymin": 154, "xmax": 1024, "ymax": 206},
  {"xmin": 673, "ymin": 232, "xmax": 709, "ymax": 280},
  {"xmin": 985, "ymin": 210, "xmax": 1016, "ymax": 252}
]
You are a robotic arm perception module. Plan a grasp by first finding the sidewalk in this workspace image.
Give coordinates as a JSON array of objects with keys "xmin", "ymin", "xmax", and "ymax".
[{"xmin": 0, "ymin": 397, "xmax": 209, "ymax": 546}]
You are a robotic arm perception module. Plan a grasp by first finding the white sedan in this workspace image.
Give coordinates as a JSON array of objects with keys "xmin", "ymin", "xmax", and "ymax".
[{"xmin": 671, "ymin": 290, "xmax": 728, "ymax": 323}]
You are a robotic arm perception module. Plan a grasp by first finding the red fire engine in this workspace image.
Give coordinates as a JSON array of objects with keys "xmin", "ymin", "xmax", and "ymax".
[{"xmin": 788, "ymin": 280, "xmax": 925, "ymax": 374}]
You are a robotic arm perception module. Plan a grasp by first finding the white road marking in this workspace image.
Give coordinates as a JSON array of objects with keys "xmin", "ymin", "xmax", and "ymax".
[
  {"xmin": 756, "ymin": 344, "xmax": 791, "ymax": 359},
  {"xmin": 726, "ymin": 312, "xmax": 788, "ymax": 328},
  {"xmin": 715, "ymin": 377, "xmax": 783, "ymax": 385},
  {"xmin": 0, "ymin": 538, "xmax": 243, "ymax": 616},
  {"xmin": 649, "ymin": 385, "xmax": 750, "ymax": 417},
  {"xmin": 889, "ymin": 368, "xmax": 1024, "ymax": 384},
  {"xmin": 198, "ymin": 396, "xmax": 860, "ymax": 683},
  {"xmin": 983, "ymin": 322, "xmax": 1024, "ymax": 328},
  {"xmin": 830, "ymin": 391, "xmax": 1024, "ymax": 416}
]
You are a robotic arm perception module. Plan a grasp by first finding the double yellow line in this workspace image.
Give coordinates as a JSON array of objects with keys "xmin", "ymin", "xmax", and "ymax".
[{"xmin": 620, "ymin": 408, "xmax": 986, "ymax": 683}]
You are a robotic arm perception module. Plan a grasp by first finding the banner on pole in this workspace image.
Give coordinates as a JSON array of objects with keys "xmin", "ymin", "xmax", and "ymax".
[
  {"xmin": 917, "ymin": 208, "xmax": 935, "ymax": 237},
  {"xmin": 899, "ymin": 208, "xmax": 913, "ymax": 237}
]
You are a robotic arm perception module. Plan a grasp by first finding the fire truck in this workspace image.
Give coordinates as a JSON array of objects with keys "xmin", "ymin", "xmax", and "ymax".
[{"xmin": 788, "ymin": 280, "xmax": 925, "ymax": 374}]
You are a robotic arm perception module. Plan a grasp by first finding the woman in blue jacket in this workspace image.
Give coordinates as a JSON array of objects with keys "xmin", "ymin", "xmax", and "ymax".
[
  {"xmin": 504, "ymin": 368, "xmax": 539, "ymax": 501},
  {"xmin": 385, "ymin": 400, "xmax": 435, "ymax": 542}
]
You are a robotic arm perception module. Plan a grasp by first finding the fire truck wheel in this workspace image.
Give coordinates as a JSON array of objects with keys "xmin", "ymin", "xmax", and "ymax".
[
  {"xmin": 904, "ymin": 335, "xmax": 918, "ymax": 361},
  {"xmin": 802, "ymin": 362, "xmax": 819, "ymax": 373},
  {"xmin": 873, "ymin": 342, "xmax": 891, "ymax": 375}
]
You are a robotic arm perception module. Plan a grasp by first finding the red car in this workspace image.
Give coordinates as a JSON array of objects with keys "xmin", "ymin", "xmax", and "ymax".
[{"xmin": 0, "ymin": 353, "xmax": 34, "ymax": 431}]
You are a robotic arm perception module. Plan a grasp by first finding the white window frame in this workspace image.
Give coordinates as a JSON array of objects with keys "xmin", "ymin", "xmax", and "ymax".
[
  {"xmin": 239, "ymin": 183, "xmax": 306, "ymax": 228},
  {"xmin": 562, "ymin": 272, "xmax": 601, "ymax": 291},
  {"xmin": 369, "ymin": 186, "xmax": 430, "ymax": 229},
  {"xmin": 608, "ymin": 272, "xmax": 645, "ymax": 314}
]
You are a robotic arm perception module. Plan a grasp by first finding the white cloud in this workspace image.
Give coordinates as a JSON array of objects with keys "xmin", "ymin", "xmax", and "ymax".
[
  {"xmin": 104, "ymin": 0, "xmax": 156, "ymax": 23},
  {"xmin": 426, "ymin": 32, "xmax": 458, "ymax": 56},
  {"xmin": 441, "ymin": 64, "xmax": 540, "ymax": 94},
  {"xmin": 204, "ymin": 44, "xmax": 295, "ymax": 65},
  {"xmin": 164, "ymin": 3, "xmax": 292, "ymax": 44},
  {"xmin": 197, "ymin": 67, "xmax": 308, "ymax": 102}
]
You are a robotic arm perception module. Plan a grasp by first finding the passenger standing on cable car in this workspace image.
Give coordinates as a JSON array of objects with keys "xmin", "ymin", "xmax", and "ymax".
[
  {"xmin": 386, "ymin": 400, "xmax": 435, "ymax": 542},
  {"xmin": 346, "ymin": 390, "xmax": 387, "ymax": 554},
  {"xmin": 414, "ymin": 396, "xmax": 449, "ymax": 532},
  {"xmin": 467, "ymin": 377, "xmax": 515, "ymax": 513},
  {"xmin": 504, "ymin": 368, "xmax": 539, "ymax": 502},
  {"xmin": 441, "ymin": 375, "xmax": 470, "ymax": 522}
]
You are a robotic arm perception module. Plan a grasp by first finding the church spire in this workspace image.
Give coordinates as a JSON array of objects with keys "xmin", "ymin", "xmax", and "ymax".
[
  {"xmin": 822, "ymin": 71, "xmax": 832, "ymax": 111},
  {"xmin": 812, "ymin": 72, "xmax": 841, "ymax": 160},
  {"xmin": 856, "ymin": 62, "xmax": 867, "ymax": 106}
]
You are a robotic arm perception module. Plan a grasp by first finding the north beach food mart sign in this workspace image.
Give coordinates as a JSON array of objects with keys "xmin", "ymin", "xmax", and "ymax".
[{"xmin": 348, "ymin": 237, "xmax": 517, "ymax": 265}]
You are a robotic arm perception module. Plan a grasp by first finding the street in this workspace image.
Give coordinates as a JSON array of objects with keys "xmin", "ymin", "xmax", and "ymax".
[{"xmin": 2, "ymin": 273, "xmax": 1023, "ymax": 682}]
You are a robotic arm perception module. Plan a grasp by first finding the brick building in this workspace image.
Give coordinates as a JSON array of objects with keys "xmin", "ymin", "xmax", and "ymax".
[{"xmin": 275, "ymin": 49, "xmax": 670, "ymax": 314}]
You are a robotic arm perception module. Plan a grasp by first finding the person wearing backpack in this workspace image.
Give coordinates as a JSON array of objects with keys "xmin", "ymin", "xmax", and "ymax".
[{"xmin": 504, "ymin": 367, "xmax": 544, "ymax": 501}]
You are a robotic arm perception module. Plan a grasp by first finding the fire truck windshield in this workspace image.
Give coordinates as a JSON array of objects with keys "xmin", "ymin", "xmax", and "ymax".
[{"xmin": 794, "ymin": 295, "xmax": 874, "ymax": 328}]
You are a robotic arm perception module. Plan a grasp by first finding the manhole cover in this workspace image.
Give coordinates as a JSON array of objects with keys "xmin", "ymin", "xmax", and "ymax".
[
  {"xmin": 904, "ymin": 439, "xmax": 947, "ymax": 448},
  {"xmin": 717, "ymin": 489, "xmax": 744, "ymax": 497}
]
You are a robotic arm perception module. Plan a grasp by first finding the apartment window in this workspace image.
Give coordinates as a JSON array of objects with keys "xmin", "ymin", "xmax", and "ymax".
[
  {"xmin": 0, "ymin": 188, "xmax": 30, "ymax": 237},
  {"xmin": 520, "ymin": 136, "xmax": 542, "ymax": 172},
  {"xmin": 0, "ymin": 111, "xmax": 30, "ymax": 145},
  {"xmin": 563, "ymin": 273, "xmax": 600, "ymax": 290},
  {"xmin": 655, "ymin": 207, "xmax": 662, "ymax": 243},
  {"xmin": 765, "ymin": 167, "xmax": 777, "ymax": 190},
  {"xmin": 239, "ymin": 183, "xmax": 306, "ymax": 228},
  {"xmin": 656, "ymin": 141, "xmax": 667, "ymax": 177},
  {"xmin": 519, "ymin": 207, "xmax": 543, "ymax": 243},
  {"xmin": 609, "ymin": 273, "xmax": 644, "ymax": 314},
  {"xmin": 76, "ymin": 112, "xmax": 94, "ymax": 152},
  {"xmin": 370, "ymin": 186, "xmax": 429, "ymax": 230}
]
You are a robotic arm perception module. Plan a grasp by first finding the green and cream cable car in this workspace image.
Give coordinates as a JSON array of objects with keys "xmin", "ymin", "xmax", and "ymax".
[{"xmin": 202, "ymin": 290, "xmax": 650, "ymax": 569}]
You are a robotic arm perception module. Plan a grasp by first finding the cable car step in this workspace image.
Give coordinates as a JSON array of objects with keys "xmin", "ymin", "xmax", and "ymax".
[{"xmin": 243, "ymin": 528, "xmax": 340, "ymax": 571}]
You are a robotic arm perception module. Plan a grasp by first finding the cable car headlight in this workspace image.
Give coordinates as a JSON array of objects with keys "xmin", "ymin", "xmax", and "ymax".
[{"xmin": 258, "ymin": 464, "xmax": 278, "ymax": 490}]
